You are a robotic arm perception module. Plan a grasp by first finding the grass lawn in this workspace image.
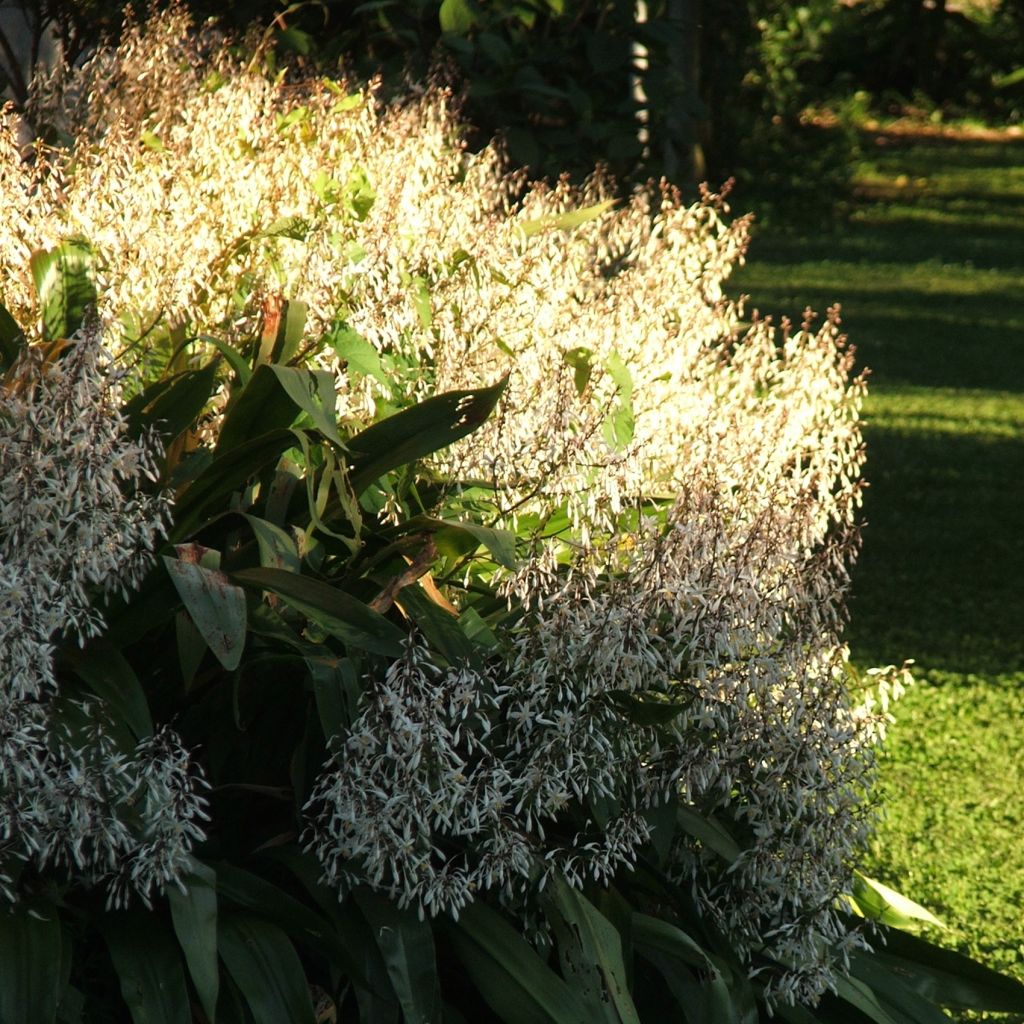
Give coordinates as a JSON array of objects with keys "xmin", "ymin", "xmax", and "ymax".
[{"xmin": 731, "ymin": 126, "xmax": 1024, "ymax": 1020}]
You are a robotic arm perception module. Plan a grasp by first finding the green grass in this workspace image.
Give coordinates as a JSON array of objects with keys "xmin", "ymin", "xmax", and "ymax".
[{"xmin": 731, "ymin": 128, "xmax": 1024, "ymax": 1019}]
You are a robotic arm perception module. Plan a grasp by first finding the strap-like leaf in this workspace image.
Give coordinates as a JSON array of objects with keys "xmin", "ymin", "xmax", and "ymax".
[
  {"xmin": 347, "ymin": 376, "xmax": 508, "ymax": 494},
  {"xmin": 30, "ymin": 239, "xmax": 96, "ymax": 341},
  {"xmin": 232, "ymin": 566, "xmax": 405, "ymax": 657},
  {"xmin": 868, "ymin": 926, "xmax": 1024, "ymax": 1012},
  {"xmin": 168, "ymin": 859, "xmax": 220, "ymax": 1024},
  {"xmin": 104, "ymin": 911, "xmax": 191, "ymax": 1024},
  {"xmin": 62, "ymin": 641, "xmax": 154, "ymax": 740},
  {"xmin": 164, "ymin": 551, "xmax": 247, "ymax": 671},
  {"xmin": 0, "ymin": 900, "xmax": 63, "ymax": 1024},
  {"xmin": 449, "ymin": 900, "xmax": 591, "ymax": 1024},
  {"xmin": 170, "ymin": 428, "xmax": 296, "ymax": 541},
  {"xmin": 218, "ymin": 914, "xmax": 316, "ymax": 1024},
  {"xmin": 547, "ymin": 878, "xmax": 641, "ymax": 1024},
  {"xmin": 354, "ymin": 889, "xmax": 442, "ymax": 1024}
]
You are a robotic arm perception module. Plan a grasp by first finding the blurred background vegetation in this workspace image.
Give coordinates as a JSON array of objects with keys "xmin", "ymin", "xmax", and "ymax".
[{"xmin": 2, "ymin": 0, "xmax": 1024, "ymax": 220}]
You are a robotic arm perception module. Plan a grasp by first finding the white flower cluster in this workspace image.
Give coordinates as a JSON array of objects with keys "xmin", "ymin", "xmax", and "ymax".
[
  {"xmin": 305, "ymin": 611, "xmax": 662, "ymax": 920},
  {"xmin": 0, "ymin": 324, "xmax": 206, "ymax": 905}
]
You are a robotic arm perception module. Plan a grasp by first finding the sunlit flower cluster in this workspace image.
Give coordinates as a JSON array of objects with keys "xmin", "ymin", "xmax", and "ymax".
[{"xmin": 0, "ymin": 324, "xmax": 206, "ymax": 906}]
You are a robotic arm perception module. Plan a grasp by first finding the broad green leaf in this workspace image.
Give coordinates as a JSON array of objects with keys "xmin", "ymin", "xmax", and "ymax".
[
  {"xmin": 175, "ymin": 608, "xmax": 208, "ymax": 689},
  {"xmin": 439, "ymin": 0, "xmax": 475, "ymax": 33},
  {"xmin": 835, "ymin": 974, "xmax": 902, "ymax": 1024},
  {"xmin": 170, "ymin": 428, "xmax": 296, "ymax": 540},
  {"xmin": 306, "ymin": 654, "xmax": 360, "ymax": 740},
  {"xmin": 104, "ymin": 911, "xmax": 191, "ymax": 1024},
  {"xmin": 439, "ymin": 519, "xmax": 517, "ymax": 569},
  {"xmin": 123, "ymin": 362, "xmax": 219, "ymax": 449},
  {"xmin": 457, "ymin": 606, "xmax": 500, "ymax": 649},
  {"xmin": 168, "ymin": 859, "xmax": 220, "ymax": 1024},
  {"xmin": 354, "ymin": 889, "xmax": 442, "ymax": 1024},
  {"xmin": 0, "ymin": 301, "xmax": 25, "ymax": 371},
  {"xmin": 218, "ymin": 915, "xmax": 315, "ymax": 1024},
  {"xmin": 849, "ymin": 953, "xmax": 951, "ymax": 1024},
  {"xmin": 870, "ymin": 926, "xmax": 1024, "ymax": 1012},
  {"xmin": 242, "ymin": 513, "xmax": 301, "ymax": 573},
  {"xmin": 675, "ymin": 804, "xmax": 742, "ymax": 863},
  {"xmin": 347, "ymin": 377, "xmax": 507, "ymax": 494},
  {"xmin": 520, "ymin": 199, "xmax": 615, "ymax": 238},
  {"xmin": 562, "ymin": 347, "xmax": 594, "ymax": 396},
  {"xmin": 266, "ymin": 364, "xmax": 344, "ymax": 446},
  {"xmin": 631, "ymin": 914, "xmax": 715, "ymax": 973},
  {"xmin": 30, "ymin": 239, "xmax": 96, "ymax": 341},
  {"xmin": 449, "ymin": 900, "xmax": 591, "ymax": 1024},
  {"xmin": 263, "ymin": 217, "xmax": 310, "ymax": 242},
  {"xmin": 548, "ymin": 877, "xmax": 640, "ymax": 1024},
  {"xmin": 216, "ymin": 366, "xmax": 308, "ymax": 454},
  {"xmin": 256, "ymin": 299, "xmax": 307, "ymax": 367},
  {"xmin": 328, "ymin": 324, "xmax": 386, "ymax": 383},
  {"xmin": 849, "ymin": 873, "xmax": 945, "ymax": 930},
  {"xmin": 232, "ymin": 566, "xmax": 405, "ymax": 656},
  {"xmin": 140, "ymin": 129, "xmax": 165, "ymax": 152},
  {"xmin": 0, "ymin": 899, "xmax": 62, "ymax": 1024},
  {"xmin": 214, "ymin": 863, "xmax": 341, "ymax": 961},
  {"xmin": 62, "ymin": 641, "xmax": 153, "ymax": 740},
  {"xmin": 411, "ymin": 276, "xmax": 432, "ymax": 329},
  {"xmin": 164, "ymin": 550, "xmax": 247, "ymax": 671},
  {"xmin": 396, "ymin": 584, "xmax": 480, "ymax": 668}
]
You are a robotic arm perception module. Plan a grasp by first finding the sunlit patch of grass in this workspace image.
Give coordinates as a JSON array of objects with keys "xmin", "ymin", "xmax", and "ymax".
[{"xmin": 731, "ymin": 125, "xmax": 1024, "ymax": 1020}]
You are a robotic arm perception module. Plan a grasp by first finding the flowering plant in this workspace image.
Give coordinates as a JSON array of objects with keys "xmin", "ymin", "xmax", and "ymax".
[{"xmin": 1, "ymin": 9, "xmax": 1023, "ymax": 1023}]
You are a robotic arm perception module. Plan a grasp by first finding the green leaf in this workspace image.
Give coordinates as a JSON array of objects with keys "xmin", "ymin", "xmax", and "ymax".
[
  {"xmin": 216, "ymin": 366, "xmax": 308, "ymax": 455},
  {"xmin": 520, "ymin": 199, "xmax": 616, "ymax": 238},
  {"xmin": 0, "ymin": 301, "xmax": 25, "ymax": 371},
  {"xmin": 411, "ymin": 276, "xmax": 432, "ymax": 328},
  {"xmin": 632, "ymin": 915, "xmax": 755, "ymax": 1024},
  {"xmin": 675, "ymin": 805, "xmax": 742, "ymax": 863},
  {"xmin": 0, "ymin": 899, "xmax": 63, "ymax": 1024},
  {"xmin": 869, "ymin": 926, "xmax": 1024, "ymax": 1012},
  {"xmin": 141, "ymin": 129, "xmax": 166, "ymax": 152},
  {"xmin": 307, "ymin": 654, "xmax": 360, "ymax": 739},
  {"xmin": 396, "ymin": 584, "xmax": 480, "ymax": 668},
  {"xmin": 171, "ymin": 428, "xmax": 296, "ymax": 541},
  {"xmin": 835, "ymin": 974, "xmax": 903, "ymax": 1024},
  {"xmin": 123, "ymin": 362, "xmax": 219, "ymax": 449},
  {"xmin": 265, "ymin": 364, "xmax": 344, "ymax": 445},
  {"xmin": 354, "ymin": 889, "xmax": 442, "ymax": 1024},
  {"xmin": 62, "ymin": 641, "xmax": 154, "ymax": 741},
  {"xmin": 232, "ymin": 566, "xmax": 406, "ymax": 657},
  {"xmin": 347, "ymin": 377, "xmax": 507, "ymax": 494},
  {"xmin": 547, "ymin": 877, "xmax": 641, "ymax": 1024},
  {"xmin": 218, "ymin": 915, "xmax": 315, "ymax": 1024},
  {"xmin": 439, "ymin": 0, "xmax": 476, "ymax": 33},
  {"xmin": 30, "ymin": 239, "xmax": 96, "ymax": 340},
  {"xmin": 849, "ymin": 874, "xmax": 944, "ymax": 930},
  {"xmin": 164, "ymin": 548, "xmax": 247, "ymax": 671},
  {"xmin": 440, "ymin": 519, "xmax": 517, "ymax": 568},
  {"xmin": 449, "ymin": 900, "xmax": 591, "ymax": 1024},
  {"xmin": 848, "ymin": 953, "xmax": 951, "ymax": 1024},
  {"xmin": 242, "ymin": 513, "xmax": 301, "ymax": 573},
  {"xmin": 562, "ymin": 347, "xmax": 594, "ymax": 396},
  {"xmin": 104, "ymin": 911, "xmax": 191, "ymax": 1024},
  {"xmin": 168, "ymin": 859, "xmax": 220, "ymax": 1024},
  {"xmin": 328, "ymin": 324, "xmax": 386, "ymax": 384},
  {"xmin": 214, "ymin": 863, "xmax": 340, "ymax": 960}
]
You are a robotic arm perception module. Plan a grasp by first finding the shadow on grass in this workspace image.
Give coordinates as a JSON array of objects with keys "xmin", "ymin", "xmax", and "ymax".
[
  {"xmin": 740, "ymin": 288, "xmax": 1024, "ymax": 391},
  {"xmin": 847, "ymin": 424, "xmax": 1024, "ymax": 676}
]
